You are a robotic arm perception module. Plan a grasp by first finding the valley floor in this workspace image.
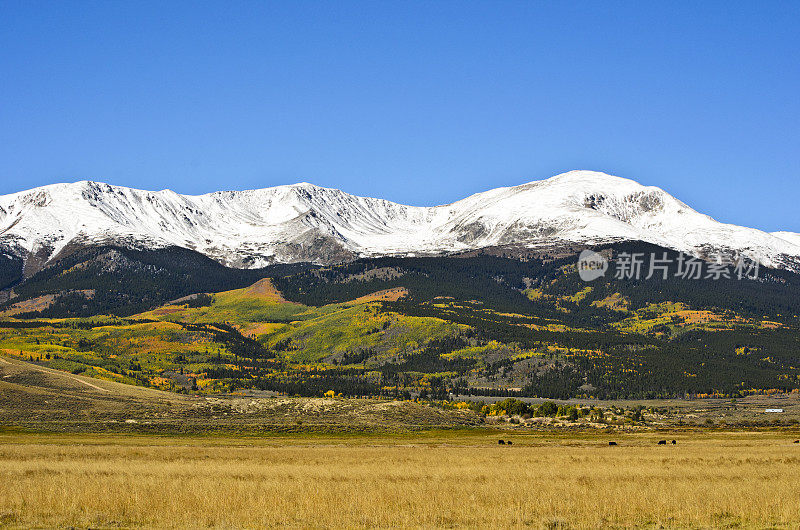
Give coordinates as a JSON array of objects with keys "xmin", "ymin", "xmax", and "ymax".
[
  {"xmin": 4, "ymin": 354, "xmax": 800, "ymax": 527},
  {"xmin": 1, "ymin": 431, "xmax": 799, "ymax": 528}
]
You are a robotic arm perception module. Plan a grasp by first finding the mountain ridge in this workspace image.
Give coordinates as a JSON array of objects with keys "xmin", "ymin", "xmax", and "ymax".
[{"xmin": 2, "ymin": 170, "xmax": 799, "ymax": 274}]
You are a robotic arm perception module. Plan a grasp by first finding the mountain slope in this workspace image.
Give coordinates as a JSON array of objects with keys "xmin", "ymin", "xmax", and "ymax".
[
  {"xmin": 773, "ymin": 231, "xmax": 800, "ymax": 248},
  {"xmin": 4, "ymin": 249, "xmax": 800, "ymax": 399},
  {"xmin": 1, "ymin": 245, "xmax": 309, "ymax": 317},
  {"xmin": 2, "ymin": 171, "xmax": 799, "ymax": 274}
]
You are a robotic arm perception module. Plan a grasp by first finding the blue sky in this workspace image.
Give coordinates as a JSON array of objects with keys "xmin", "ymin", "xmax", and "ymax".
[{"xmin": 1, "ymin": 1, "xmax": 798, "ymax": 232}]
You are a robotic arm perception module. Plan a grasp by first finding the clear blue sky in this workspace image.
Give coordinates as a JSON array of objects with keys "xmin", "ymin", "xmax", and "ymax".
[{"xmin": 1, "ymin": 1, "xmax": 798, "ymax": 232}]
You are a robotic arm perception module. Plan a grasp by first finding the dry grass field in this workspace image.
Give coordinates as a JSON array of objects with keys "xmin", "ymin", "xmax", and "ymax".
[
  {"xmin": 1, "ymin": 432, "xmax": 799, "ymax": 528},
  {"xmin": 4, "ymin": 354, "xmax": 800, "ymax": 528}
]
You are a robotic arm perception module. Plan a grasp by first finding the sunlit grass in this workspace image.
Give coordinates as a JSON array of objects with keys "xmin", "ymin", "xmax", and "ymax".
[{"xmin": 0, "ymin": 432, "xmax": 799, "ymax": 528}]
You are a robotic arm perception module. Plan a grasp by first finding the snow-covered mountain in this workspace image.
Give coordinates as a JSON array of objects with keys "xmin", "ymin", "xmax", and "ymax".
[
  {"xmin": 772, "ymin": 231, "xmax": 800, "ymax": 249},
  {"xmin": 2, "ymin": 170, "xmax": 799, "ymax": 274}
]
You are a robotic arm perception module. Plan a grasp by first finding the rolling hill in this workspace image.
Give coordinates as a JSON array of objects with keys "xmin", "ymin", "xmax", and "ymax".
[{"xmin": 2, "ymin": 242, "xmax": 800, "ymax": 400}]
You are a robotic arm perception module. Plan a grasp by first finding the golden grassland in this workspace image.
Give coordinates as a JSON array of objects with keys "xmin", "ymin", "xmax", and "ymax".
[{"xmin": 1, "ymin": 431, "xmax": 800, "ymax": 528}]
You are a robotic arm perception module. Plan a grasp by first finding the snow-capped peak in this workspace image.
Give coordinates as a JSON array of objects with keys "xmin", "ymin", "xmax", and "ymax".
[
  {"xmin": 1, "ymin": 171, "xmax": 799, "ymax": 272},
  {"xmin": 772, "ymin": 231, "xmax": 800, "ymax": 248}
]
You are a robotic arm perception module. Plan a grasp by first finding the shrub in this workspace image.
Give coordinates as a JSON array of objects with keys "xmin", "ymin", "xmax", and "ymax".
[
  {"xmin": 496, "ymin": 398, "xmax": 530, "ymax": 417},
  {"xmin": 537, "ymin": 401, "xmax": 558, "ymax": 417}
]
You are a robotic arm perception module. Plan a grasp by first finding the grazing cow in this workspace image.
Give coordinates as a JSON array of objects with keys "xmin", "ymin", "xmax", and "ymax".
[
  {"xmin": 507, "ymin": 441, "xmax": 513, "ymax": 446},
  {"xmin": 498, "ymin": 440, "xmax": 505, "ymax": 445},
  {"xmin": 794, "ymin": 440, "xmax": 799, "ymax": 444},
  {"xmin": 608, "ymin": 441, "xmax": 617, "ymax": 446},
  {"xmin": 672, "ymin": 440, "xmax": 677, "ymax": 445},
  {"xmin": 657, "ymin": 440, "xmax": 667, "ymax": 445}
]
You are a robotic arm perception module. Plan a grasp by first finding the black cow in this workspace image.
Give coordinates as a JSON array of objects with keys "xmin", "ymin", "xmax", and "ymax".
[
  {"xmin": 498, "ymin": 440, "xmax": 505, "ymax": 445},
  {"xmin": 507, "ymin": 441, "xmax": 513, "ymax": 445},
  {"xmin": 657, "ymin": 440, "xmax": 667, "ymax": 445},
  {"xmin": 672, "ymin": 440, "xmax": 677, "ymax": 445},
  {"xmin": 793, "ymin": 440, "xmax": 799, "ymax": 444},
  {"xmin": 608, "ymin": 441, "xmax": 617, "ymax": 446}
]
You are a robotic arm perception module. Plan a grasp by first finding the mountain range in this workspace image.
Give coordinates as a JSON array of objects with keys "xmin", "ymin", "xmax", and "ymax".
[
  {"xmin": 2, "ymin": 170, "xmax": 799, "ymax": 277},
  {"xmin": 3, "ymin": 171, "xmax": 800, "ymax": 400}
]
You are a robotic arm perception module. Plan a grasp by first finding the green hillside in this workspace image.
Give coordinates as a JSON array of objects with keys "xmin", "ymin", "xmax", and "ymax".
[{"xmin": 2, "ymin": 243, "xmax": 800, "ymax": 399}]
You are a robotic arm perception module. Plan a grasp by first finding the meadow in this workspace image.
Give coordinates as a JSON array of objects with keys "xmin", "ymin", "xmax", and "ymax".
[{"xmin": 1, "ymin": 431, "xmax": 799, "ymax": 528}]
